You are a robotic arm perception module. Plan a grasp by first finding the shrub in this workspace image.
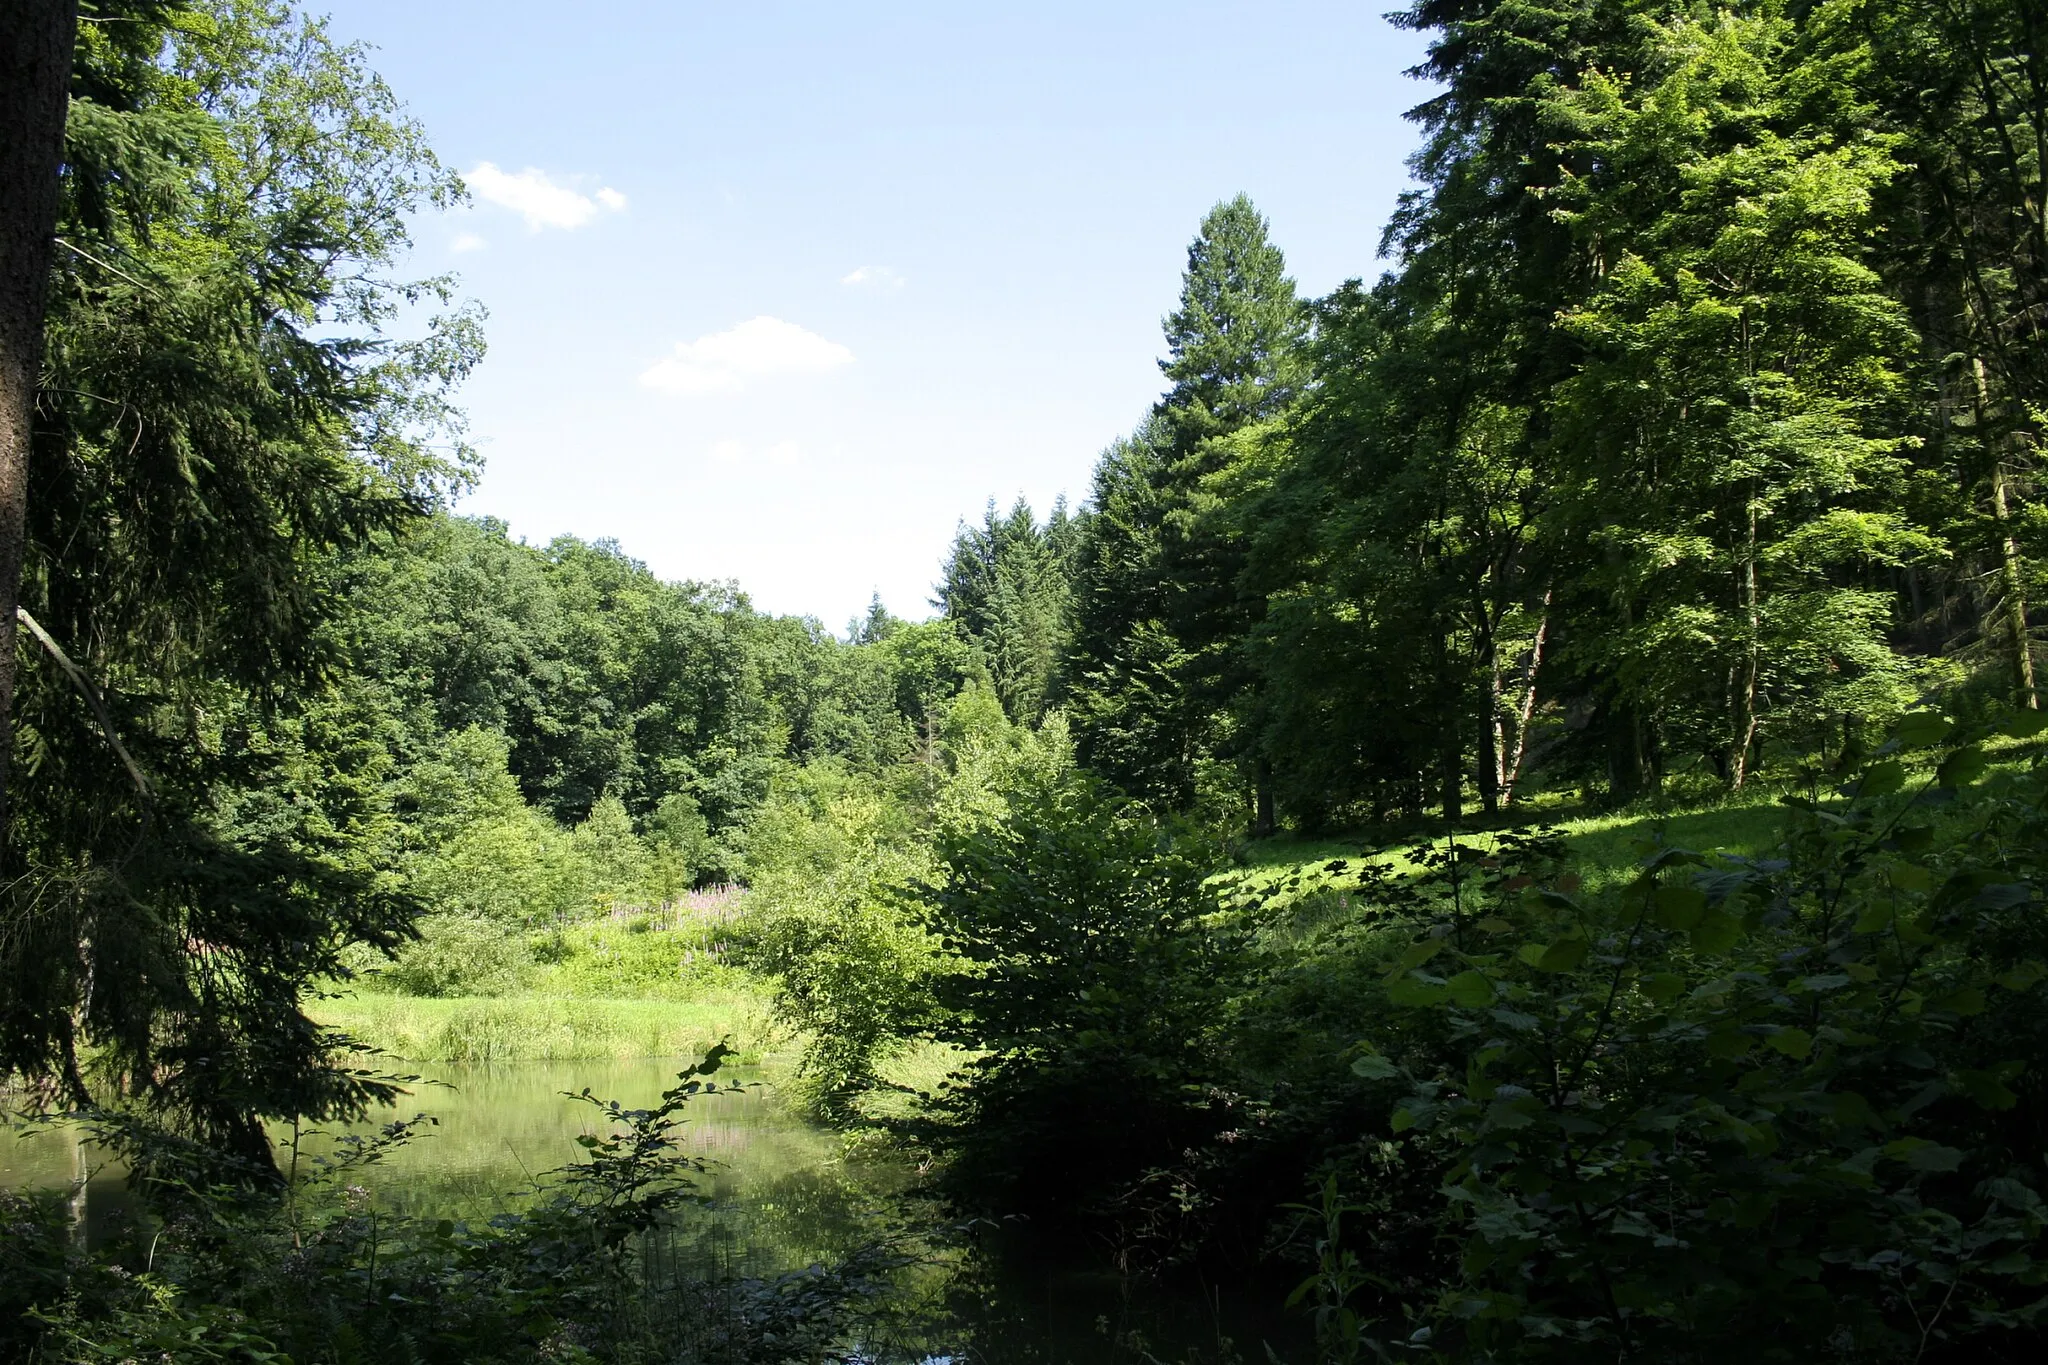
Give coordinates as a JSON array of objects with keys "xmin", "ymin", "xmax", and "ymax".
[
  {"xmin": 382, "ymin": 913, "xmax": 532, "ymax": 997},
  {"xmin": 1342, "ymin": 711, "xmax": 2048, "ymax": 1362},
  {"xmin": 914, "ymin": 767, "xmax": 1249, "ymax": 1239}
]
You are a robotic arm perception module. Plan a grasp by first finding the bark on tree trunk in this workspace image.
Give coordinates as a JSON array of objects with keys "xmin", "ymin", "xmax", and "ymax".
[
  {"xmin": 1730, "ymin": 503, "xmax": 1762, "ymax": 789},
  {"xmin": 0, "ymin": 1, "xmax": 78, "ymax": 841},
  {"xmin": 1502, "ymin": 590, "xmax": 1550, "ymax": 806},
  {"xmin": 1435, "ymin": 628, "xmax": 1462, "ymax": 826},
  {"xmin": 1477, "ymin": 630, "xmax": 1501, "ymax": 816},
  {"xmin": 1992, "ymin": 460, "xmax": 2038, "ymax": 708},
  {"xmin": 1972, "ymin": 357, "xmax": 2038, "ymax": 708},
  {"xmin": 1252, "ymin": 755, "xmax": 1275, "ymax": 838}
]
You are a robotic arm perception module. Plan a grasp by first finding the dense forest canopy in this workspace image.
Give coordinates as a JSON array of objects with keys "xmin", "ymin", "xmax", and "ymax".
[{"xmin": 7, "ymin": 1, "xmax": 2048, "ymax": 1363}]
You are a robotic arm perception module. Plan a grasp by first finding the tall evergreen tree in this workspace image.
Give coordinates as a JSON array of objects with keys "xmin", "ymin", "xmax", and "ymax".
[
  {"xmin": 0, "ymin": 0, "xmax": 81, "ymax": 832},
  {"xmin": 1070, "ymin": 196, "xmax": 1304, "ymax": 823},
  {"xmin": 2, "ymin": 0, "xmax": 479, "ymax": 1168}
]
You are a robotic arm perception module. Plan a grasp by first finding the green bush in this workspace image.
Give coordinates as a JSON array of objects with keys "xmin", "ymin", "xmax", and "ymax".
[
  {"xmin": 1335, "ymin": 712, "xmax": 2048, "ymax": 1362},
  {"xmin": 381, "ymin": 913, "xmax": 534, "ymax": 997},
  {"xmin": 730, "ymin": 768, "xmax": 940, "ymax": 1116},
  {"xmin": 914, "ymin": 767, "xmax": 1249, "ymax": 1238}
]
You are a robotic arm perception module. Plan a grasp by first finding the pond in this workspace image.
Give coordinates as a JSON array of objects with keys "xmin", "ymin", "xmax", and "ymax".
[{"xmin": 3, "ymin": 1057, "xmax": 1306, "ymax": 1364}]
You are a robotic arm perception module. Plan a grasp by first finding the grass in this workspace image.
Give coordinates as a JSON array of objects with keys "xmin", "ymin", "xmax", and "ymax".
[
  {"xmin": 312, "ymin": 987, "xmax": 783, "ymax": 1066},
  {"xmin": 1232, "ymin": 785, "xmax": 1796, "ymax": 910}
]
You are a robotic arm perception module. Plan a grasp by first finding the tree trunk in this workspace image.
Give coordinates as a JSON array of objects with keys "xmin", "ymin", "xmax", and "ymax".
[
  {"xmin": 1992, "ymin": 459, "xmax": 2038, "ymax": 708},
  {"xmin": 1729, "ymin": 503, "xmax": 1762, "ymax": 788},
  {"xmin": 1967, "ymin": 356, "xmax": 2038, "ymax": 708},
  {"xmin": 1252, "ymin": 755, "xmax": 1275, "ymax": 838},
  {"xmin": 1477, "ymin": 630, "xmax": 1501, "ymax": 816},
  {"xmin": 1502, "ymin": 589, "xmax": 1550, "ymax": 805},
  {"xmin": 0, "ymin": 1, "xmax": 78, "ymax": 839},
  {"xmin": 1435, "ymin": 628, "xmax": 1462, "ymax": 826},
  {"xmin": 1608, "ymin": 702, "xmax": 1654, "ymax": 803}
]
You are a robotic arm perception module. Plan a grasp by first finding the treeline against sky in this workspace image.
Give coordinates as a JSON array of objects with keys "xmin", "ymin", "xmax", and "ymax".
[{"xmin": 930, "ymin": 0, "xmax": 2048, "ymax": 835}]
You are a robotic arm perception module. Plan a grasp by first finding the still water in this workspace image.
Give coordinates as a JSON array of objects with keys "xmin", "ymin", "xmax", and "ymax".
[
  {"xmin": 3, "ymin": 1059, "xmax": 1303, "ymax": 1363},
  {"xmin": 2, "ymin": 1060, "xmax": 891, "ymax": 1275}
]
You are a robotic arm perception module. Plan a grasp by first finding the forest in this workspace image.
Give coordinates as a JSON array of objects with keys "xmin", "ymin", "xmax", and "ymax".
[{"xmin": 5, "ymin": 0, "xmax": 2048, "ymax": 1362}]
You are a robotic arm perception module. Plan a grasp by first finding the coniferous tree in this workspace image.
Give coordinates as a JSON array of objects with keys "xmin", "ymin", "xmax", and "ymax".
[
  {"xmin": 936, "ymin": 497, "xmax": 1073, "ymax": 725},
  {"xmin": 0, "ymin": 0, "xmax": 79, "ymax": 830},
  {"xmin": 1070, "ymin": 197, "xmax": 1304, "ymax": 822}
]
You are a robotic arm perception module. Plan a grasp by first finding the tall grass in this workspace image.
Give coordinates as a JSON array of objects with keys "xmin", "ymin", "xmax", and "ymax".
[{"xmin": 313, "ymin": 990, "xmax": 782, "ymax": 1065}]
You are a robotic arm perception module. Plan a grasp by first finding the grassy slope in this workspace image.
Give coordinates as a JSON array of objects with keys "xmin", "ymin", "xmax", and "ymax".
[
  {"xmin": 1233, "ymin": 790, "xmax": 1794, "ymax": 909},
  {"xmin": 1234, "ymin": 728, "xmax": 2048, "ymax": 904}
]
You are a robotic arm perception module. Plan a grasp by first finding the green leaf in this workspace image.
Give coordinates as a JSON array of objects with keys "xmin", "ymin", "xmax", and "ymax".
[
  {"xmin": 1445, "ymin": 970, "xmax": 1497, "ymax": 1008},
  {"xmin": 1535, "ymin": 938, "xmax": 1590, "ymax": 973},
  {"xmin": 1641, "ymin": 971, "xmax": 1686, "ymax": 1004},
  {"xmin": 1388, "ymin": 938, "xmax": 1446, "ymax": 977},
  {"xmin": 1706, "ymin": 1028, "xmax": 1755, "ymax": 1059},
  {"xmin": 1690, "ymin": 913, "xmax": 1744, "ymax": 954},
  {"xmin": 1931, "ymin": 987, "xmax": 1987, "ymax": 1016},
  {"xmin": 1995, "ymin": 961, "xmax": 2048, "ymax": 992},
  {"xmin": 1652, "ymin": 885, "xmax": 1708, "ymax": 930},
  {"xmin": 1765, "ymin": 1027, "xmax": 1813, "ymax": 1060},
  {"xmin": 1955, "ymin": 1068, "xmax": 2019, "ymax": 1110},
  {"xmin": 1937, "ymin": 745, "xmax": 1988, "ymax": 788},
  {"xmin": 1351, "ymin": 1052, "xmax": 1400, "ymax": 1081},
  {"xmin": 1971, "ymin": 882, "xmax": 2033, "ymax": 911},
  {"xmin": 1884, "ymin": 1138, "xmax": 1965, "ymax": 1172},
  {"xmin": 1998, "ymin": 710, "xmax": 2048, "ymax": 739},
  {"xmin": 1888, "ymin": 862, "xmax": 1933, "ymax": 893},
  {"xmin": 1386, "ymin": 974, "xmax": 1448, "ymax": 1007},
  {"xmin": 1893, "ymin": 711, "xmax": 1953, "ymax": 750},
  {"xmin": 1390, "ymin": 1106, "xmax": 1417, "ymax": 1133},
  {"xmin": 1854, "ymin": 758, "xmax": 1907, "ymax": 798}
]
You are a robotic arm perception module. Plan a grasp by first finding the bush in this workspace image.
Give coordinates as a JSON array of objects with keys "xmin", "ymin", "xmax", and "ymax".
[
  {"xmin": 913, "ymin": 767, "xmax": 1249, "ymax": 1242},
  {"xmin": 382, "ymin": 913, "xmax": 533, "ymax": 996},
  {"xmin": 730, "ymin": 768, "xmax": 939, "ymax": 1116},
  {"xmin": 1335, "ymin": 711, "xmax": 2048, "ymax": 1362}
]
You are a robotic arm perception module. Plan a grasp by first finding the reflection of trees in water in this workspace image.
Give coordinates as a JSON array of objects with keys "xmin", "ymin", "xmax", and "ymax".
[
  {"xmin": 927, "ymin": 1247, "xmax": 1307, "ymax": 1365},
  {"xmin": 675, "ymin": 1156, "xmax": 887, "ymax": 1274}
]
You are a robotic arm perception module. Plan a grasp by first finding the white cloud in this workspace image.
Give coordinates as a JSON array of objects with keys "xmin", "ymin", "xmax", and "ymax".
[
  {"xmin": 465, "ymin": 162, "xmax": 626, "ymax": 231},
  {"xmin": 451, "ymin": 232, "xmax": 488, "ymax": 253},
  {"xmin": 639, "ymin": 317, "xmax": 854, "ymax": 397},
  {"xmin": 840, "ymin": 265, "xmax": 904, "ymax": 288}
]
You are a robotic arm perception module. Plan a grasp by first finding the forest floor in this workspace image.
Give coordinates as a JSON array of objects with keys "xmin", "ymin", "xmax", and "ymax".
[{"xmin": 1234, "ymin": 787, "xmax": 1794, "ymax": 909}]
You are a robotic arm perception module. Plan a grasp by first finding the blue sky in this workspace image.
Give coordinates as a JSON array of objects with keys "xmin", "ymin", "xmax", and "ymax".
[{"xmin": 323, "ymin": 1, "xmax": 1434, "ymax": 627}]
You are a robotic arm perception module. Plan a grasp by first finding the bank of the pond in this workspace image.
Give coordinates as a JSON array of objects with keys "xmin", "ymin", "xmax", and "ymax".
[{"xmin": 311, "ymin": 989, "xmax": 784, "ymax": 1065}]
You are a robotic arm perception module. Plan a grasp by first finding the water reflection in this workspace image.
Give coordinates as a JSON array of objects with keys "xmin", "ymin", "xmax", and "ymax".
[
  {"xmin": 3, "ymin": 1061, "xmax": 1305, "ymax": 1364},
  {"xmin": 3, "ymin": 1061, "xmax": 897, "ymax": 1276}
]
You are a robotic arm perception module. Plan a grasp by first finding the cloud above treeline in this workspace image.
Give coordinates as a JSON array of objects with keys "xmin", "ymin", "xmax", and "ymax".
[
  {"xmin": 841, "ymin": 265, "xmax": 905, "ymax": 288},
  {"xmin": 639, "ymin": 317, "xmax": 854, "ymax": 397},
  {"xmin": 465, "ymin": 162, "xmax": 628, "ymax": 231}
]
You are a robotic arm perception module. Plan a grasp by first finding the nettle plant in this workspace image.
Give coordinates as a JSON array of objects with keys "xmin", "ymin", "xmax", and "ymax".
[{"xmin": 1358, "ymin": 712, "xmax": 2048, "ymax": 1363}]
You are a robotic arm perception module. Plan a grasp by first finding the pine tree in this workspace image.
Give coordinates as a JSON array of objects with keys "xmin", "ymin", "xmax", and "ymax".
[
  {"xmin": 1070, "ymin": 197, "xmax": 1304, "ymax": 822},
  {"xmin": 935, "ymin": 497, "xmax": 1072, "ymax": 724}
]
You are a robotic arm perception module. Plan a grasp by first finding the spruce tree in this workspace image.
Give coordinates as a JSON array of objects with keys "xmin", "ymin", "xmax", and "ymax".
[{"xmin": 1160, "ymin": 196, "xmax": 1303, "ymax": 829}]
